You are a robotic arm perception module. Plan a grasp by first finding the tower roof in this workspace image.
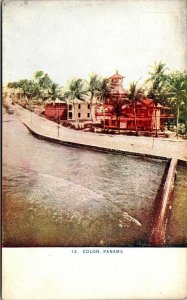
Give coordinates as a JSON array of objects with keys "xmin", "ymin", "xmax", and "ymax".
[{"xmin": 109, "ymin": 70, "xmax": 124, "ymax": 79}]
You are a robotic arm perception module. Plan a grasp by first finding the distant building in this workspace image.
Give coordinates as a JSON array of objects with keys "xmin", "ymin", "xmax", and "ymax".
[
  {"xmin": 3, "ymin": 86, "xmax": 23, "ymax": 101},
  {"xmin": 67, "ymin": 100, "xmax": 97, "ymax": 123},
  {"xmin": 44, "ymin": 99, "xmax": 97, "ymax": 125},
  {"xmin": 44, "ymin": 70, "xmax": 174, "ymax": 132},
  {"xmin": 106, "ymin": 70, "xmax": 128, "ymax": 104},
  {"xmin": 96, "ymin": 71, "xmax": 174, "ymax": 132},
  {"xmin": 44, "ymin": 101, "xmax": 67, "ymax": 120}
]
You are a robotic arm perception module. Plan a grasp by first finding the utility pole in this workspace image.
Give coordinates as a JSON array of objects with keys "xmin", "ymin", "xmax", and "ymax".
[
  {"xmin": 57, "ymin": 104, "xmax": 60, "ymax": 137},
  {"xmin": 152, "ymin": 135, "xmax": 154, "ymax": 148},
  {"xmin": 30, "ymin": 104, "xmax": 34, "ymax": 124}
]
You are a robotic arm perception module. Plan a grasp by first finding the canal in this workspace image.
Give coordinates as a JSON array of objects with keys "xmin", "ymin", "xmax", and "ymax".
[{"xmin": 2, "ymin": 112, "xmax": 172, "ymax": 246}]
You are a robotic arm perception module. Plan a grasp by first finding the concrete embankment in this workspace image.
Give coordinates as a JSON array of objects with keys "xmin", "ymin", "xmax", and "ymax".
[
  {"xmin": 150, "ymin": 158, "xmax": 178, "ymax": 246},
  {"xmin": 15, "ymin": 106, "xmax": 187, "ymax": 160},
  {"xmin": 23, "ymin": 122, "xmax": 169, "ymax": 161}
]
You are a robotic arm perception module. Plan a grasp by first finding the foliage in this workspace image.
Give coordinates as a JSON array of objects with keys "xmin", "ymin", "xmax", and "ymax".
[
  {"xmin": 85, "ymin": 73, "xmax": 101, "ymax": 100},
  {"xmin": 113, "ymin": 99, "xmax": 123, "ymax": 118},
  {"xmin": 64, "ymin": 78, "xmax": 86, "ymax": 102},
  {"xmin": 146, "ymin": 62, "xmax": 187, "ymax": 135},
  {"xmin": 64, "ymin": 78, "xmax": 86, "ymax": 122},
  {"xmin": 16, "ymin": 79, "xmax": 40, "ymax": 100},
  {"xmin": 128, "ymin": 81, "xmax": 144, "ymax": 134},
  {"xmin": 96, "ymin": 78, "xmax": 110, "ymax": 103},
  {"xmin": 84, "ymin": 73, "xmax": 103, "ymax": 120},
  {"xmin": 165, "ymin": 71, "xmax": 187, "ymax": 136},
  {"xmin": 7, "ymin": 71, "xmax": 63, "ymax": 103},
  {"xmin": 146, "ymin": 61, "xmax": 169, "ymax": 104},
  {"xmin": 128, "ymin": 81, "xmax": 145, "ymax": 101},
  {"xmin": 48, "ymin": 83, "xmax": 64, "ymax": 101},
  {"xmin": 6, "ymin": 63, "xmax": 187, "ymax": 136}
]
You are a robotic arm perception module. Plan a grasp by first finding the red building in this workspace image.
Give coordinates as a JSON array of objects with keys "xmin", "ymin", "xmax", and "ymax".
[
  {"xmin": 44, "ymin": 71, "xmax": 174, "ymax": 133},
  {"xmin": 96, "ymin": 71, "xmax": 174, "ymax": 132},
  {"xmin": 44, "ymin": 102, "xmax": 67, "ymax": 120},
  {"xmin": 106, "ymin": 70, "xmax": 128, "ymax": 104}
]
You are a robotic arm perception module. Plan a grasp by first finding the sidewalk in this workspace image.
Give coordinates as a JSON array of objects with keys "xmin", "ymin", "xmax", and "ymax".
[{"xmin": 14, "ymin": 104, "xmax": 187, "ymax": 161}]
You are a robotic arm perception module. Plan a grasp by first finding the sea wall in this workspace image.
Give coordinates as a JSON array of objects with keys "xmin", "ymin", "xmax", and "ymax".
[
  {"xmin": 150, "ymin": 158, "xmax": 178, "ymax": 246},
  {"xmin": 23, "ymin": 122, "xmax": 169, "ymax": 162}
]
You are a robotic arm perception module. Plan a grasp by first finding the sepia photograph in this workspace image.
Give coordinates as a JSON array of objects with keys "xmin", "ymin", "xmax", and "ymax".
[{"xmin": 2, "ymin": 0, "xmax": 187, "ymax": 249}]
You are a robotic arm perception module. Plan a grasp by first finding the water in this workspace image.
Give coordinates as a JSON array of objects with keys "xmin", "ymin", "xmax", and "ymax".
[{"xmin": 2, "ymin": 112, "xmax": 167, "ymax": 246}]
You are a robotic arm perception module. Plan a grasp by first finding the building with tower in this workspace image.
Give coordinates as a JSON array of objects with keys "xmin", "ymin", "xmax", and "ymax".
[
  {"xmin": 105, "ymin": 70, "xmax": 129, "ymax": 104},
  {"xmin": 96, "ymin": 70, "xmax": 174, "ymax": 133}
]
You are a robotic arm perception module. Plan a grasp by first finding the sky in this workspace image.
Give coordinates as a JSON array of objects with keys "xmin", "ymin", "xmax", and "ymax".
[{"xmin": 3, "ymin": 0, "xmax": 187, "ymax": 88}]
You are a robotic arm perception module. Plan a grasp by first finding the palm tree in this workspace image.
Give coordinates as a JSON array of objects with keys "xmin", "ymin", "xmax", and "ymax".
[
  {"xmin": 128, "ymin": 81, "xmax": 144, "ymax": 135},
  {"xmin": 96, "ymin": 78, "xmax": 110, "ymax": 130},
  {"xmin": 33, "ymin": 70, "xmax": 53, "ymax": 100},
  {"xmin": 129, "ymin": 82, "xmax": 138, "ymax": 134},
  {"xmin": 85, "ymin": 73, "xmax": 101, "ymax": 121},
  {"xmin": 48, "ymin": 83, "xmax": 63, "ymax": 101},
  {"xmin": 166, "ymin": 71, "xmax": 187, "ymax": 138},
  {"xmin": 16, "ymin": 79, "xmax": 40, "ymax": 103},
  {"xmin": 146, "ymin": 61, "xmax": 169, "ymax": 136},
  {"xmin": 113, "ymin": 98, "xmax": 123, "ymax": 132},
  {"xmin": 64, "ymin": 78, "xmax": 86, "ymax": 123}
]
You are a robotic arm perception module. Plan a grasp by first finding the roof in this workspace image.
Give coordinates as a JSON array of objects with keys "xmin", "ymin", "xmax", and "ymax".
[
  {"xmin": 140, "ymin": 98, "xmax": 154, "ymax": 106},
  {"xmin": 140, "ymin": 98, "xmax": 169, "ymax": 109},
  {"xmin": 66, "ymin": 99, "xmax": 98, "ymax": 104},
  {"xmin": 109, "ymin": 70, "xmax": 124, "ymax": 79}
]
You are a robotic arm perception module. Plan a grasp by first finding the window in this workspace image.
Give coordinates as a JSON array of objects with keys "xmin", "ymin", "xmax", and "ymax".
[
  {"xmin": 78, "ymin": 104, "xmax": 81, "ymax": 109},
  {"xmin": 78, "ymin": 113, "xmax": 81, "ymax": 118},
  {"xmin": 69, "ymin": 104, "xmax": 72, "ymax": 111},
  {"xmin": 87, "ymin": 113, "xmax": 90, "ymax": 118},
  {"xmin": 68, "ymin": 112, "xmax": 72, "ymax": 119},
  {"xmin": 88, "ymin": 104, "xmax": 90, "ymax": 109},
  {"xmin": 112, "ymin": 120, "xmax": 116, "ymax": 125}
]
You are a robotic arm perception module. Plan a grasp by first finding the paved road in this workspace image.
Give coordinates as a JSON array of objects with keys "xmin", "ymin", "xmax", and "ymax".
[
  {"xmin": 5, "ymin": 99, "xmax": 187, "ymax": 161},
  {"xmin": 2, "ymin": 99, "xmax": 187, "ymax": 161}
]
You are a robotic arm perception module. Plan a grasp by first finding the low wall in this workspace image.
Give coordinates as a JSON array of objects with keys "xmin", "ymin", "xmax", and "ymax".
[
  {"xmin": 23, "ymin": 122, "xmax": 169, "ymax": 162},
  {"xmin": 150, "ymin": 158, "xmax": 178, "ymax": 246}
]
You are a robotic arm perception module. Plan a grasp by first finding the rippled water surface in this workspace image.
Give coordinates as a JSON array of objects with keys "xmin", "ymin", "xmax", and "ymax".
[{"xmin": 3, "ymin": 113, "xmax": 167, "ymax": 246}]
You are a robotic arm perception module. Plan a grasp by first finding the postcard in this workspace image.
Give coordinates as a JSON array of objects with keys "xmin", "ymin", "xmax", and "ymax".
[{"xmin": 2, "ymin": 0, "xmax": 187, "ymax": 299}]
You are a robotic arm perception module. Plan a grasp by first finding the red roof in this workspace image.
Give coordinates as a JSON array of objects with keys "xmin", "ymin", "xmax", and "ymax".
[
  {"xmin": 109, "ymin": 70, "xmax": 124, "ymax": 79},
  {"xmin": 140, "ymin": 98, "xmax": 154, "ymax": 106}
]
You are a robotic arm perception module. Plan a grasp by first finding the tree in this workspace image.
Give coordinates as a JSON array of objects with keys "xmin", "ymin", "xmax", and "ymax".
[
  {"xmin": 146, "ymin": 61, "xmax": 168, "ymax": 98},
  {"xmin": 33, "ymin": 71, "xmax": 52, "ymax": 89},
  {"xmin": 166, "ymin": 71, "xmax": 187, "ymax": 137},
  {"xmin": 7, "ymin": 81, "xmax": 19, "ymax": 89},
  {"xmin": 48, "ymin": 83, "xmax": 63, "ymax": 101},
  {"xmin": 146, "ymin": 61, "xmax": 169, "ymax": 136},
  {"xmin": 7, "ymin": 71, "xmax": 64, "ymax": 110},
  {"xmin": 64, "ymin": 78, "xmax": 86, "ymax": 123},
  {"xmin": 128, "ymin": 81, "xmax": 144, "ymax": 135},
  {"xmin": 16, "ymin": 79, "xmax": 40, "ymax": 102},
  {"xmin": 96, "ymin": 78, "xmax": 110, "ymax": 130},
  {"xmin": 85, "ymin": 73, "xmax": 101, "ymax": 121},
  {"xmin": 7, "ymin": 81, "xmax": 20, "ymax": 101},
  {"xmin": 112, "ymin": 98, "xmax": 123, "ymax": 131},
  {"xmin": 33, "ymin": 70, "xmax": 53, "ymax": 100}
]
